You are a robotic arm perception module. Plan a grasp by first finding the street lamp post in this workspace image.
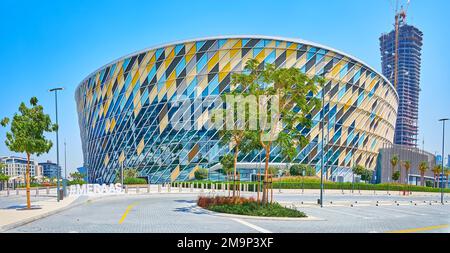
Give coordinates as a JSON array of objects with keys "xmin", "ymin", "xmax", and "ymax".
[
  {"xmin": 64, "ymin": 140, "xmax": 67, "ymax": 197},
  {"xmin": 49, "ymin": 87, "xmax": 64, "ymax": 202},
  {"xmin": 319, "ymin": 84, "xmax": 325, "ymax": 208},
  {"xmin": 439, "ymin": 118, "xmax": 448, "ymax": 205}
]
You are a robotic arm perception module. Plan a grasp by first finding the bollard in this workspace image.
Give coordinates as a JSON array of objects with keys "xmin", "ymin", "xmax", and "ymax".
[
  {"xmin": 190, "ymin": 183, "xmax": 193, "ymax": 192},
  {"xmin": 125, "ymin": 185, "xmax": 128, "ymax": 194},
  {"xmin": 201, "ymin": 183, "xmax": 204, "ymax": 192},
  {"xmin": 46, "ymin": 187, "xmax": 50, "ymax": 195},
  {"xmin": 168, "ymin": 184, "xmax": 171, "ymax": 193},
  {"xmin": 136, "ymin": 186, "xmax": 140, "ymax": 194},
  {"xmin": 35, "ymin": 188, "xmax": 39, "ymax": 197},
  {"xmin": 179, "ymin": 184, "xmax": 182, "ymax": 193},
  {"xmin": 7, "ymin": 188, "xmax": 10, "ymax": 196},
  {"xmin": 147, "ymin": 184, "xmax": 151, "ymax": 193},
  {"xmin": 158, "ymin": 184, "xmax": 161, "ymax": 193},
  {"xmin": 16, "ymin": 189, "xmax": 19, "ymax": 195}
]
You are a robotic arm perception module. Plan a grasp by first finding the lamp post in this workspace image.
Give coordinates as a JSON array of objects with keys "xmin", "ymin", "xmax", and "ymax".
[
  {"xmin": 49, "ymin": 87, "xmax": 64, "ymax": 201},
  {"xmin": 319, "ymin": 82, "xmax": 326, "ymax": 208},
  {"xmin": 64, "ymin": 140, "xmax": 67, "ymax": 196},
  {"xmin": 439, "ymin": 118, "xmax": 448, "ymax": 205}
]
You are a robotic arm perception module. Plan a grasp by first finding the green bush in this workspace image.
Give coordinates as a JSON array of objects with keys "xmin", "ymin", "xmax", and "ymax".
[
  {"xmin": 123, "ymin": 177, "xmax": 147, "ymax": 185},
  {"xmin": 67, "ymin": 180, "xmax": 86, "ymax": 186},
  {"xmin": 198, "ymin": 196, "xmax": 307, "ymax": 218},
  {"xmin": 194, "ymin": 168, "xmax": 209, "ymax": 180},
  {"xmin": 290, "ymin": 164, "xmax": 315, "ymax": 176}
]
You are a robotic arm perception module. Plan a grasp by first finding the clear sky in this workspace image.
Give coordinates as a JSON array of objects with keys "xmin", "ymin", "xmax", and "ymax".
[{"xmin": 1, "ymin": 0, "xmax": 449, "ymax": 174}]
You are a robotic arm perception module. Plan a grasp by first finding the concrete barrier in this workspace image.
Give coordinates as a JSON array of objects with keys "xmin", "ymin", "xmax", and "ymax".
[
  {"xmin": 147, "ymin": 185, "xmax": 151, "ymax": 193},
  {"xmin": 158, "ymin": 184, "xmax": 161, "ymax": 193},
  {"xmin": 136, "ymin": 186, "xmax": 140, "ymax": 193},
  {"xmin": 125, "ymin": 185, "xmax": 128, "ymax": 194}
]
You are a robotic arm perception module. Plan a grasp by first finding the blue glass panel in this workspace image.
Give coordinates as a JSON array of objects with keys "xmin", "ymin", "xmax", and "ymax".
[
  {"xmin": 338, "ymin": 86, "xmax": 346, "ymax": 100},
  {"xmin": 197, "ymin": 54, "xmax": 207, "ymax": 72},
  {"xmin": 176, "ymin": 57, "xmax": 186, "ymax": 77},
  {"xmin": 175, "ymin": 44, "xmax": 184, "ymax": 55}
]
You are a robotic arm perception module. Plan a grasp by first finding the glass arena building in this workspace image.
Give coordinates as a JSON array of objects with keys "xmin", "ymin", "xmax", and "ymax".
[{"xmin": 75, "ymin": 36, "xmax": 398, "ymax": 184}]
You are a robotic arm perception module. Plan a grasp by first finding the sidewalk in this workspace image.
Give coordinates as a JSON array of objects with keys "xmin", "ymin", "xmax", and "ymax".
[{"xmin": 0, "ymin": 195, "xmax": 80, "ymax": 232}]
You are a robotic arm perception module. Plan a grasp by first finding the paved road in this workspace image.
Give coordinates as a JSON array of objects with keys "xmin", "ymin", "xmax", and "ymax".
[{"xmin": 4, "ymin": 193, "xmax": 450, "ymax": 233}]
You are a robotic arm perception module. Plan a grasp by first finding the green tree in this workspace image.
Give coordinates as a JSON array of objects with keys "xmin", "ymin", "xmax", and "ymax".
[
  {"xmin": 0, "ymin": 163, "xmax": 10, "ymax": 189},
  {"xmin": 402, "ymin": 160, "xmax": 411, "ymax": 185},
  {"xmin": 70, "ymin": 172, "xmax": 85, "ymax": 181},
  {"xmin": 390, "ymin": 155, "xmax": 399, "ymax": 182},
  {"xmin": 220, "ymin": 154, "xmax": 234, "ymax": 178},
  {"xmin": 392, "ymin": 171, "xmax": 400, "ymax": 182},
  {"xmin": 269, "ymin": 167, "xmax": 279, "ymax": 177},
  {"xmin": 444, "ymin": 168, "xmax": 450, "ymax": 188},
  {"xmin": 216, "ymin": 59, "xmax": 263, "ymax": 197},
  {"xmin": 194, "ymin": 168, "xmax": 208, "ymax": 180},
  {"xmin": 1, "ymin": 97, "xmax": 57, "ymax": 209},
  {"xmin": 289, "ymin": 164, "xmax": 315, "ymax": 176},
  {"xmin": 432, "ymin": 165, "xmax": 442, "ymax": 188},
  {"xmin": 418, "ymin": 161, "xmax": 429, "ymax": 187},
  {"xmin": 352, "ymin": 165, "xmax": 365, "ymax": 177},
  {"xmin": 228, "ymin": 59, "xmax": 320, "ymax": 204},
  {"xmin": 360, "ymin": 169, "xmax": 373, "ymax": 183}
]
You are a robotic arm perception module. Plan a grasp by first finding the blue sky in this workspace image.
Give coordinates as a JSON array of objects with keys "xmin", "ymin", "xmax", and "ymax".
[{"xmin": 1, "ymin": 0, "xmax": 449, "ymax": 173}]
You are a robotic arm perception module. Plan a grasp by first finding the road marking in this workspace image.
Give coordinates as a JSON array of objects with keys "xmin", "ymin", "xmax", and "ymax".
[
  {"xmin": 231, "ymin": 218, "xmax": 272, "ymax": 233},
  {"xmin": 119, "ymin": 202, "xmax": 138, "ymax": 224},
  {"xmin": 386, "ymin": 224, "xmax": 449, "ymax": 233},
  {"xmin": 377, "ymin": 206, "xmax": 427, "ymax": 216},
  {"xmin": 316, "ymin": 207, "xmax": 374, "ymax": 219}
]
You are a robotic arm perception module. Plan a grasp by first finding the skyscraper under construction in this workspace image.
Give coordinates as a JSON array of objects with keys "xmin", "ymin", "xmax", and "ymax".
[{"xmin": 380, "ymin": 8, "xmax": 423, "ymax": 147}]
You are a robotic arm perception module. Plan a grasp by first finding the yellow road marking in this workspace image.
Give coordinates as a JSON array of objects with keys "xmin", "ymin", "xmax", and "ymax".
[
  {"xmin": 118, "ymin": 202, "xmax": 138, "ymax": 224},
  {"xmin": 386, "ymin": 224, "xmax": 449, "ymax": 233}
]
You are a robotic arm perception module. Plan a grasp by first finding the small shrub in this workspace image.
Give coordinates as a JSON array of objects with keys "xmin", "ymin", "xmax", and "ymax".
[
  {"xmin": 195, "ymin": 168, "xmax": 209, "ymax": 180},
  {"xmin": 123, "ymin": 177, "xmax": 147, "ymax": 185}
]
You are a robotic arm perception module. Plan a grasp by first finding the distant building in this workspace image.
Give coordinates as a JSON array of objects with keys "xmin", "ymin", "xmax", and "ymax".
[
  {"xmin": 380, "ymin": 22, "xmax": 423, "ymax": 147},
  {"xmin": 0, "ymin": 156, "xmax": 37, "ymax": 181},
  {"xmin": 436, "ymin": 155, "xmax": 442, "ymax": 166},
  {"xmin": 376, "ymin": 144, "xmax": 435, "ymax": 186},
  {"xmin": 39, "ymin": 161, "xmax": 60, "ymax": 179}
]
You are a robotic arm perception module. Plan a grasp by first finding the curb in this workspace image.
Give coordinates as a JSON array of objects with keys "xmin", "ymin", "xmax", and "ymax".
[{"xmin": 195, "ymin": 206, "xmax": 325, "ymax": 221}]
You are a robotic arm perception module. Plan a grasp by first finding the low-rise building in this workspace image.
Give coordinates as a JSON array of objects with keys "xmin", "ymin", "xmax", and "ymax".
[
  {"xmin": 39, "ymin": 161, "xmax": 60, "ymax": 179},
  {"xmin": 376, "ymin": 144, "xmax": 436, "ymax": 186},
  {"xmin": 0, "ymin": 156, "xmax": 37, "ymax": 181}
]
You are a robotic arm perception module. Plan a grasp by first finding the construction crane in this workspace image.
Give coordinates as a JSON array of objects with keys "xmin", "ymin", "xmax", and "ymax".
[{"xmin": 393, "ymin": 0, "xmax": 411, "ymax": 89}]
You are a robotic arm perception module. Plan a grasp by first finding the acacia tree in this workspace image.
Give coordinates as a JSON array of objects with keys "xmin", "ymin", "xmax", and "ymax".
[
  {"xmin": 227, "ymin": 59, "xmax": 320, "ymax": 204},
  {"xmin": 390, "ymin": 155, "xmax": 399, "ymax": 183},
  {"xmin": 418, "ymin": 161, "xmax": 429, "ymax": 187},
  {"xmin": 402, "ymin": 160, "xmax": 411, "ymax": 185},
  {"xmin": 1, "ymin": 97, "xmax": 57, "ymax": 209}
]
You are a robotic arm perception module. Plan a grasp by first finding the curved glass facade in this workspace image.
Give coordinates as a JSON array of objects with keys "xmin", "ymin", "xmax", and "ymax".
[{"xmin": 75, "ymin": 36, "xmax": 398, "ymax": 183}]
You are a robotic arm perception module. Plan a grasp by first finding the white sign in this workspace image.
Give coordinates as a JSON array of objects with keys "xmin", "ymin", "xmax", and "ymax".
[{"xmin": 69, "ymin": 183, "xmax": 124, "ymax": 196}]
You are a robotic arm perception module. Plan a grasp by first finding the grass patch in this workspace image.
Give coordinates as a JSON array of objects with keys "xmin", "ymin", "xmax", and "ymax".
[{"xmin": 198, "ymin": 196, "xmax": 307, "ymax": 218}]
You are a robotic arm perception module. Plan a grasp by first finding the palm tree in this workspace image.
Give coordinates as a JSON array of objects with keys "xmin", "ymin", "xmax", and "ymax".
[
  {"xmin": 418, "ymin": 161, "xmax": 429, "ymax": 187},
  {"xmin": 402, "ymin": 160, "xmax": 411, "ymax": 185},
  {"xmin": 390, "ymin": 155, "xmax": 399, "ymax": 183},
  {"xmin": 444, "ymin": 167, "xmax": 450, "ymax": 189},
  {"xmin": 432, "ymin": 165, "xmax": 442, "ymax": 188}
]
